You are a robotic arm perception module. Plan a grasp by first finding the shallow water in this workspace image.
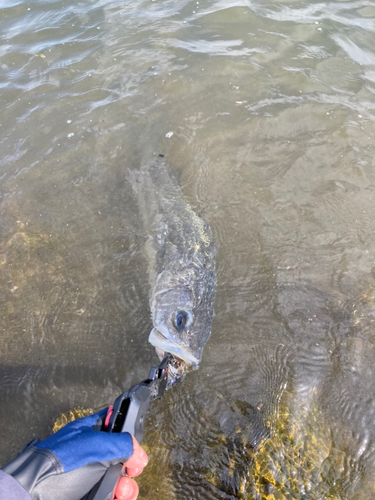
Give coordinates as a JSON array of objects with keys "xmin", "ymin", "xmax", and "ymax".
[{"xmin": 1, "ymin": 0, "xmax": 375, "ymax": 498}]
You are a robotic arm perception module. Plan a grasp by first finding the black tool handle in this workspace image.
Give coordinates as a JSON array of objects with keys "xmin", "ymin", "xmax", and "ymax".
[
  {"xmin": 89, "ymin": 354, "xmax": 170, "ymax": 500},
  {"xmin": 87, "ymin": 462, "xmax": 123, "ymax": 500},
  {"xmin": 89, "ymin": 390, "xmax": 151, "ymax": 500},
  {"xmin": 107, "ymin": 384, "xmax": 152, "ymax": 442}
]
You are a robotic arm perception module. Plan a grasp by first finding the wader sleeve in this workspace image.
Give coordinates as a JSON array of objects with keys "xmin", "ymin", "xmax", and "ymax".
[
  {"xmin": 1, "ymin": 410, "xmax": 134, "ymax": 500},
  {"xmin": 0, "ymin": 470, "xmax": 32, "ymax": 500}
]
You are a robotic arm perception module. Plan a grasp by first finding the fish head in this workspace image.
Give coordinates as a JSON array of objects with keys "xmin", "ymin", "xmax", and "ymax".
[{"xmin": 148, "ymin": 266, "xmax": 215, "ymax": 382}]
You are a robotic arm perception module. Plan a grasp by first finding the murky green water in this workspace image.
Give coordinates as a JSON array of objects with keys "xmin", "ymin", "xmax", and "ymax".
[{"xmin": 1, "ymin": 0, "xmax": 375, "ymax": 498}]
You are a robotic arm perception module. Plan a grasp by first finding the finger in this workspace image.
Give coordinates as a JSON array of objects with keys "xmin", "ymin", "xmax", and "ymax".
[
  {"xmin": 114, "ymin": 477, "xmax": 139, "ymax": 500},
  {"xmin": 123, "ymin": 436, "xmax": 148, "ymax": 471},
  {"xmin": 125, "ymin": 466, "xmax": 144, "ymax": 478}
]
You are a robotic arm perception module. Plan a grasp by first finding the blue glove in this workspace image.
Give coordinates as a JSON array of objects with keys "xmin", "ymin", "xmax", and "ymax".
[{"xmin": 2, "ymin": 409, "xmax": 135, "ymax": 500}]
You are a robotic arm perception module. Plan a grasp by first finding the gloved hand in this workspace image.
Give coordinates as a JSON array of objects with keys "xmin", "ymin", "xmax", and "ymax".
[{"xmin": 2, "ymin": 409, "xmax": 148, "ymax": 500}]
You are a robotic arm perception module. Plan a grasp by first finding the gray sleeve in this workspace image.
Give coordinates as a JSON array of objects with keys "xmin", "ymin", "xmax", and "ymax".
[
  {"xmin": 3, "ymin": 445, "xmax": 111, "ymax": 500},
  {"xmin": 0, "ymin": 470, "xmax": 32, "ymax": 500}
]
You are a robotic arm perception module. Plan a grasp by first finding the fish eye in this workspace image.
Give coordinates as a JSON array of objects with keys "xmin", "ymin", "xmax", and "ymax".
[{"xmin": 173, "ymin": 310, "xmax": 190, "ymax": 332}]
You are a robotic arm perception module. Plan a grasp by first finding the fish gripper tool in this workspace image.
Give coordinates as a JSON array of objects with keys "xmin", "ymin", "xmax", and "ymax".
[{"xmin": 89, "ymin": 353, "xmax": 172, "ymax": 500}]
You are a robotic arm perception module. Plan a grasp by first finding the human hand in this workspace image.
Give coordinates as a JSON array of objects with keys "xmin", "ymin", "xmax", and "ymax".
[
  {"xmin": 112, "ymin": 435, "xmax": 148, "ymax": 500},
  {"xmin": 2, "ymin": 409, "xmax": 148, "ymax": 500}
]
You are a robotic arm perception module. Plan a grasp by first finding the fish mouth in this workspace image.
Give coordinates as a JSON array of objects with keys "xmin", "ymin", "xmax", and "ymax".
[
  {"xmin": 149, "ymin": 327, "xmax": 200, "ymax": 368},
  {"xmin": 157, "ymin": 348, "xmax": 189, "ymax": 387}
]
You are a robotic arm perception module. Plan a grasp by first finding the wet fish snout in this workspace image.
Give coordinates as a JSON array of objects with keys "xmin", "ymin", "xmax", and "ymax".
[{"xmin": 149, "ymin": 327, "xmax": 200, "ymax": 367}]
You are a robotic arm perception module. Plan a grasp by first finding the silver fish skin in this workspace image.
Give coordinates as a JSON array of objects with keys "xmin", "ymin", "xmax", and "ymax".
[{"xmin": 130, "ymin": 160, "xmax": 216, "ymax": 373}]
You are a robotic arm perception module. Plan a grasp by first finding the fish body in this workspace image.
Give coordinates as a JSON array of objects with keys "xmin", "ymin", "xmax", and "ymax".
[{"xmin": 130, "ymin": 161, "xmax": 216, "ymax": 378}]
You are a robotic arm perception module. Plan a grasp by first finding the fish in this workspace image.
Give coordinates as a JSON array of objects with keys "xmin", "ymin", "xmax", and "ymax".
[{"xmin": 130, "ymin": 160, "xmax": 216, "ymax": 384}]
